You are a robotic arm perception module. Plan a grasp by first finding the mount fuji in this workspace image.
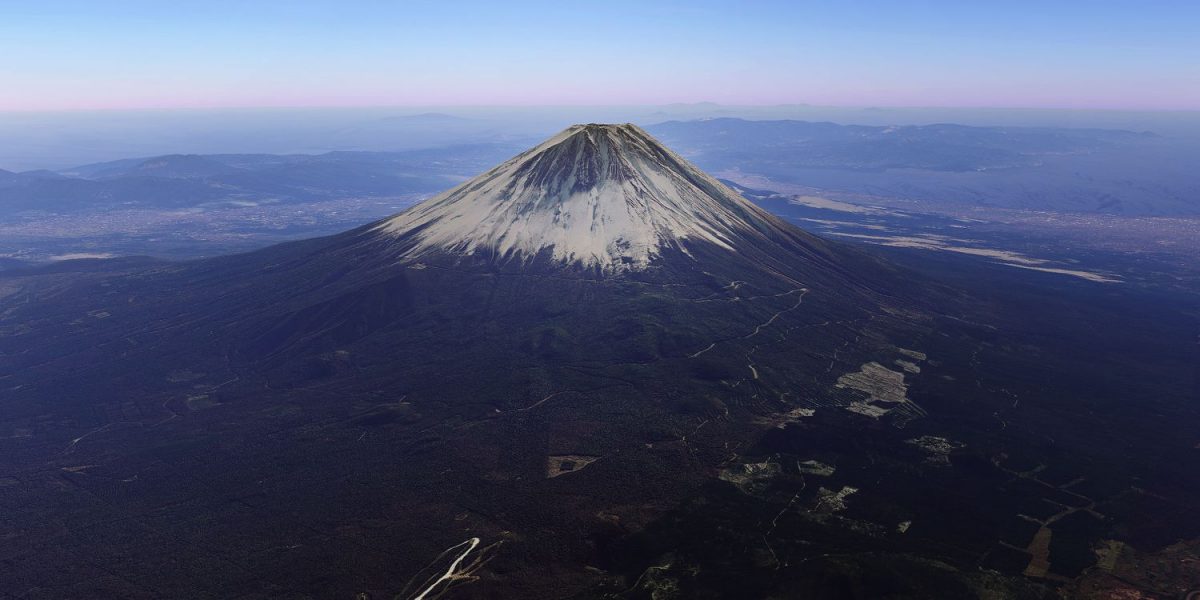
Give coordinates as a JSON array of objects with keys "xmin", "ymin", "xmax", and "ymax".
[{"xmin": 2, "ymin": 125, "xmax": 1194, "ymax": 599}]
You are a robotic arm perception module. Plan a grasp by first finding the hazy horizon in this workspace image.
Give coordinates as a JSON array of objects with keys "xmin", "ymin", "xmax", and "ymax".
[
  {"xmin": 6, "ymin": 0, "xmax": 1199, "ymax": 170},
  {"xmin": 4, "ymin": 103, "xmax": 1200, "ymax": 172}
]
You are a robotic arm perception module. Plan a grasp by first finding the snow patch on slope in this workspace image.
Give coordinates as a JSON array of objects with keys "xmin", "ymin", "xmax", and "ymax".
[{"xmin": 374, "ymin": 123, "xmax": 774, "ymax": 272}]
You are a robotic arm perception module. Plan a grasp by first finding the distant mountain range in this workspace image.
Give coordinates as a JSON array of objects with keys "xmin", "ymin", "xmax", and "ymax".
[
  {"xmin": 647, "ymin": 118, "xmax": 1152, "ymax": 172},
  {"xmin": 646, "ymin": 119, "xmax": 1198, "ymax": 215},
  {"xmin": 3, "ymin": 118, "xmax": 1192, "ymax": 224},
  {"xmin": 0, "ymin": 144, "xmax": 521, "ymax": 217},
  {"xmin": 1, "ymin": 118, "xmax": 1193, "ymax": 223}
]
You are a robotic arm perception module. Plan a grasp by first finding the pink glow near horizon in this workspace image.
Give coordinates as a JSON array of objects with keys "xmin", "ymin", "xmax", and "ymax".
[
  {"xmin": 3, "ymin": 1, "xmax": 1198, "ymax": 113},
  {"xmin": 5, "ymin": 82, "xmax": 1198, "ymax": 113}
]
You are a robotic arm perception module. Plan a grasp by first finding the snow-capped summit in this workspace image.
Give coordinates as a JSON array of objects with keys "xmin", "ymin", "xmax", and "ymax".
[{"xmin": 374, "ymin": 123, "xmax": 784, "ymax": 272}]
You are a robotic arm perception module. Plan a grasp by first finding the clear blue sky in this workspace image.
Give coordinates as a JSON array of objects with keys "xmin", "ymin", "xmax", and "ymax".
[{"xmin": 1, "ymin": 0, "xmax": 1197, "ymax": 111}]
